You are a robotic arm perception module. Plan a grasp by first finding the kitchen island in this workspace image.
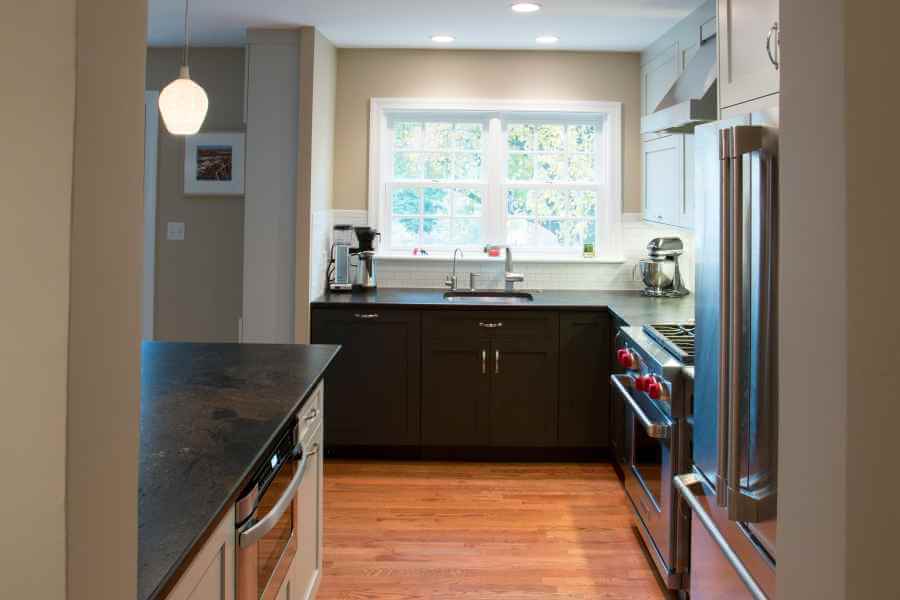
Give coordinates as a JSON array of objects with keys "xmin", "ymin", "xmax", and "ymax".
[{"xmin": 138, "ymin": 342, "xmax": 340, "ymax": 600}]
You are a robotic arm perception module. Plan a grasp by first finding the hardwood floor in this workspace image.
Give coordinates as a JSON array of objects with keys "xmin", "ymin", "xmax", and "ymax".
[{"xmin": 316, "ymin": 461, "xmax": 667, "ymax": 600}]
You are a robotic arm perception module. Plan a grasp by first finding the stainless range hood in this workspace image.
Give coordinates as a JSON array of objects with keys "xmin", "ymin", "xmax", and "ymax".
[{"xmin": 641, "ymin": 33, "xmax": 718, "ymax": 135}]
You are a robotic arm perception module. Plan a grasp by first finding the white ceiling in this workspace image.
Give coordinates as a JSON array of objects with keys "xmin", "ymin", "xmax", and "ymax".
[{"xmin": 148, "ymin": 0, "xmax": 706, "ymax": 51}]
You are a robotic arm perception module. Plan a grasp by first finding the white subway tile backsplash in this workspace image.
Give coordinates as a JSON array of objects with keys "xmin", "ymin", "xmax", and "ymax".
[{"xmin": 318, "ymin": 210, "xmax": 695, "ymax": 293}]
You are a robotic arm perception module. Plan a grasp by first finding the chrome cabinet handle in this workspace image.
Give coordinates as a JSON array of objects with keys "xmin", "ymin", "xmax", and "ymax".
[
  {"xmin": 674, "ymin": 474, "xmax": 769, "ymax": 600},
  {"xmin": 355, "ymin": 313, "xmax": 380, "ymax": 319},
  {"xmin": 610, "ymin": 375, "xmax": 669, "ymax": 439},
  {"xmin": 306, "ymin": 442, "xmax": 320, "ymax": 457},
  {"xmin": 495, "ymin": 349, "xmax": 500, "ymax": 374},
  {"xmin": 482, "ymin": 349, "xmax": 487, "ymax": 375},
  {"xmin": 238, "ymin": 444, "xmax": 311, "ymax": 548},
  {"xmin": 303, "ymin": 408, "xmax": 319, "ymax": 423},
  {"xmin": 765, "ymin": 22, "xmax": 780, "ymax": 70},
  {"xmin": 478, "ymin": 321, "xmax": 503, "ymax": 329}
]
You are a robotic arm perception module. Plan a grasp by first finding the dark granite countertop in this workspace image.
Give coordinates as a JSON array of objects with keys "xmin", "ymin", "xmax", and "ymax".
[
  {"xmin": 138, "ymin": 342, "xmax": 340, "ymax": 600},
  {"xmin": 311, "ymin": 288, "xmax": 694, "ymax": 326}
]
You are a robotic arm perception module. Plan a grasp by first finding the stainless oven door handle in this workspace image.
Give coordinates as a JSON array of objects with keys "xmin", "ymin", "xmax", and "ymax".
[
  {"xmin": 611, "ymin": 375, "xmax": 669, "ymax": 439},
  {"xmin": 674, "ymin": 473, "xmax": 768, "ymax": 600},
  {"xmin": 238, "ymin": 445, "xmax": 312, "ymax": 549}
]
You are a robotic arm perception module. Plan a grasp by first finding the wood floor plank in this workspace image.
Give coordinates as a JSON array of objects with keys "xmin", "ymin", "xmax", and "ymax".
[{"xmin": 317, "ymin": 461, "xmax": 666, "ymax": 600}]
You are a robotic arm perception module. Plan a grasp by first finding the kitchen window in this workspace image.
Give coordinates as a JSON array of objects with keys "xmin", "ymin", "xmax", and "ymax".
[{"xmin": 370, "ymin": 99, "xmax": 623, "ymax": 260}]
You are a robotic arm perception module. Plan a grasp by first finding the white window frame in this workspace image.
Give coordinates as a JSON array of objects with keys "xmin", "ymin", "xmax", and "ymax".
[{"xmin": 369, "ymin": 98, "xmax": 623, "ymax": 260}]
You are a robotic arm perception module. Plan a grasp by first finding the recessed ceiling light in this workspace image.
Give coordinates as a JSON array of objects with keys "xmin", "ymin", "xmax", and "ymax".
[
  {"xmin": 536, "ymin": 35, "xmax": 560, "ymax": 45},
  {"xmin": 430, "ymin": 34, "xmax": 456, "ymax": 44},
  {"xmin": 511, "ymin": 2, "xmax": 542, "ymax": 13}
]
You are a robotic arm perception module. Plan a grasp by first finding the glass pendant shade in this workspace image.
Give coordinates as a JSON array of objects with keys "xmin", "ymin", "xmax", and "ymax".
[{"xmin": 159, "ymin": 66, "xmax": 209, "ymax": 135}]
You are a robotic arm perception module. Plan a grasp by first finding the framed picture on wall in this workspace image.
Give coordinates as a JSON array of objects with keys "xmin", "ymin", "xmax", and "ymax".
[{"xmin": 184, "ymin": 132, "xmax": 245, "ymax": 196}]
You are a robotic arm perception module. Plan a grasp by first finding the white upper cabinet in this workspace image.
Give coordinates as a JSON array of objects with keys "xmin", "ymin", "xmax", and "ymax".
[
  {"xmin": 643, "ymin": 135, "xmax": 684, "ymax": 227},
  {"xmin": 717, "ymin": 0, "xmax": 780, "ymax": 110},
  {"xmin": 642, "ymin": 44, "xmax": 680, "ymax": 117}
]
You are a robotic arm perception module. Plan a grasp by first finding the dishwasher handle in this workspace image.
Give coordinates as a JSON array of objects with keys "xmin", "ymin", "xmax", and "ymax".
[
  {"xmin": 611, "ymin": 375, "xmax": 670, "ymax": 439},
  {"xmin": 238, "ymin": 443, "xmax": 316, "ymax": 549}
]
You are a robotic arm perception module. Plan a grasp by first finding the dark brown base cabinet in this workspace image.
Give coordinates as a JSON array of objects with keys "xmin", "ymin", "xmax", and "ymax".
[
  {"xmin": 311, "ymin": 306, "xmax": 611, "ymax": 457},
  {"xmin": 558, "ymin": 312, "xmax": 613, "ymax": 448},
  {"xmin": 310, "ymin": 309, "xmax": 421, "ymax": 447},
  {"xmin": 422, "ymin": 311, "xmax": 559, "ymax": 447}
]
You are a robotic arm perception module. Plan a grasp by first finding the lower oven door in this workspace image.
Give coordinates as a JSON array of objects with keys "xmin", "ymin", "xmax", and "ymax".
[
  {"xmin": 611, "ymin": 374, "xmax": 681, "ymax": 589},
  {"xmin": 237, "ymin": 447, "xmax": 312, "ymax": 600}
]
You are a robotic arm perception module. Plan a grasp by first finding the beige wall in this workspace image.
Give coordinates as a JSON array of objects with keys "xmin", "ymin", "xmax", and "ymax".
[
  {"xmin": 146, "ymin": 47, "xmax": 246, "ymax": 342},
  {"xmin": 67, "ymin": 0, "xmax": 146, "ymax": 598},
  {"xmin": 778, "ymin": 0, "xmax": 848, "ymax": 596},
  {"xmin": 297, "ymin": 28, "xmax": 338, "ymax": 341},
  {"xmin": 0, "ymin": 1, "xmax": 75, "ymax": 597},
  {"xmin": 333, "ymin": 49, "xmax": 642, "ymax": 212},
  {"xmin": 779, "ymin": 1, "xmax": 900, "ymax": 598}
]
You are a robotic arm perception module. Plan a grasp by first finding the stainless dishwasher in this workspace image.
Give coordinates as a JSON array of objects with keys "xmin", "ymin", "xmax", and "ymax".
[{"xmin": 235, "ymin": 410, "xmax": 320, "ymax": 600}]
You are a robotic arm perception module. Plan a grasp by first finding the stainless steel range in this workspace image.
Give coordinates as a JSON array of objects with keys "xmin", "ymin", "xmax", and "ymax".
[
  {"xmin": 644, "ymin": 322, "xmax": 696, "ymax": 365},
  {"xmin": 611, "ymin": 322, "xmax": 694, "ymax": 591}
]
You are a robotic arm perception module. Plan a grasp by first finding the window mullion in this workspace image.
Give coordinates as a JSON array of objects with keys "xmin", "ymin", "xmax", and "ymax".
[{"xmin": 486, "ymin": 117, "xmax": 505, "ymax": 246}]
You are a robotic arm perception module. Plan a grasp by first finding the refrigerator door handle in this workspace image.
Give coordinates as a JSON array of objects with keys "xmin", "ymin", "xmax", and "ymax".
[
  {"xmin": 723, "ymin": 126, "xmax": 776, "ymax": 523},
  {"xmin": 674, "ymin": 473, "xmax": 769, "ymax": 600},
  {"xmin": 715, "ymin": 128, "xmax": 733, "ymax": 508}
]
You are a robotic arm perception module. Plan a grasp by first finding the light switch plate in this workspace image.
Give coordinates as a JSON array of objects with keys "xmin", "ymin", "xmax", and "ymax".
[{"xmin": 167, "ymin": 222, "xmax": 185, "ymax": 241}]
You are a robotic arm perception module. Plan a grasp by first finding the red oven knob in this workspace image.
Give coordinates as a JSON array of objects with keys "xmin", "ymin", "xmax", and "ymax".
[
  {"xmin": 617, "ymin": 349, "xmax": 633, "ymax": 369},
  {"xmin": 647, "ymin": 381, "xmax": 663, "ymax": 400},
  {"xmin": 634, "ymin": 376, "xmax": 649, "ymax": 391}
]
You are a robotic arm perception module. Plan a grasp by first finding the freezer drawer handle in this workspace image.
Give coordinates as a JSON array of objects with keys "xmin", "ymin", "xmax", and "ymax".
[
  {"xmin": 238, "ymin": 444, "xmax": 311, "ymax": 549},
  {"xmin": 610, "ymin": 375, "xmax": 669, "ymax": 439},
  {"xmin": 354, "ymin": 313, "xmax": 380, "ymax": 319},
  {"xmin": 673, "ymin": 473, "xmax": 769, "ymax": 600}
]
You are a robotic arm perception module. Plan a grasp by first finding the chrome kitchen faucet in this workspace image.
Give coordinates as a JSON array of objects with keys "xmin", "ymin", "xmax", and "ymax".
[{"xmin": 483, "ymin": 245, "xmax": 525, "ymax": 292}]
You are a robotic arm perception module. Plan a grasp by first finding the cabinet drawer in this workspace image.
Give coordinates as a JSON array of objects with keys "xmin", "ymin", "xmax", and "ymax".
[
  {"xmin": 424, "ymin": 310, "xmax": 557, "ymax": 350},
  {"xmin": 297, "ymin": 383, "xmax": 323, "ymax": 444},
  {"xmin": 311, "ymin": 307, "xmax": 418, "ymax": 325}
]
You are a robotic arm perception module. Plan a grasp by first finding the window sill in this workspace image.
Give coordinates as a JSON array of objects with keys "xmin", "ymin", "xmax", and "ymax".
[{"xmin": 374, "ymin": 253, "xmax": 626, "ymax": 265}]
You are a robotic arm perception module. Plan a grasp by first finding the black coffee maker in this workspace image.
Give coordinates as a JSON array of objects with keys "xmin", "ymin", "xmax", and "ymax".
[{"xmin": 352, "ymin": 227, "xmax": 380, "ymax": 289}]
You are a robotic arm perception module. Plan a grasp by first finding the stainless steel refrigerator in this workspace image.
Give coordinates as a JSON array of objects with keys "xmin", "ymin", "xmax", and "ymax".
[{"xmin": 674, "ymin": 107, "xmax": 779, "ymax": 599}]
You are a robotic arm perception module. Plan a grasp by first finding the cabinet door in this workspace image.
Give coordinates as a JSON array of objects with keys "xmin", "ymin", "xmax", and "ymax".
[
  {"xmin": 718, "ymin": 0, "xmax": 780, "ymax": 110},
  {"xmin": 643, "ymin": 135, "xmax": 685, "ymax": 226},
  {"xmin": 421, "ymin": 312, "xmax": 493, "ymax": 446},
  {"xmin": 310, "ymin": 309, "xmax": 420, "ymax": 446},
  {"xmin": 642, "ymin": 43, "xmax": 680, "ymax": 116},
  {"xmin": 293, "ymin": 423, "xmax": 323, "ymax": 600},
  {"xmin": 610, "ymin": 326, "xmax": 627, "ymax": 472},
  {"xmin": 165, "ymin": 508, "xmax": 235, "ymax": 600},
  {"xmin": 558, "ymin": 312, "xmax": 610, "ymax": 447},
  {"xmin": 489, "ymin": 312, "xmax": 559, "ymax": 447}
]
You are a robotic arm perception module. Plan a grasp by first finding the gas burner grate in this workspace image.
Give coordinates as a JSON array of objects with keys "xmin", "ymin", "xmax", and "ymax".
[{"xmin": 643, "ymin": 323, "xmax": 696, "ymax": 364}]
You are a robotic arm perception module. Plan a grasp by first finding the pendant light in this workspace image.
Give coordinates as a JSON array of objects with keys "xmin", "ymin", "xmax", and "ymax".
[{"xmin": 158, "ymin": 0, "xmax": 208, "ymax": 135}]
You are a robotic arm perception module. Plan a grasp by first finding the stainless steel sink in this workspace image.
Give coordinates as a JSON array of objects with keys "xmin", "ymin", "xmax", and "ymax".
[{"xmin": 443, "ymin": 290, "xmax": 534, "ymax": 304}]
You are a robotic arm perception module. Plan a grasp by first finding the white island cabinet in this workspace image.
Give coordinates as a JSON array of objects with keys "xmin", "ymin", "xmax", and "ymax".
[
  {"xmin": 163, "ymin": 508, "xmax": 236, "ymax": 600},
  {"xmin": 162, "ymin": 383, "xmax": 326, "ymax": 600},
  {"xmin": 717, "ymin": 0, "xmax": 780, "ymax": 110},
  {"xmin": 293, "ymin": 386, "xmax": 325, "ymax": 599}
]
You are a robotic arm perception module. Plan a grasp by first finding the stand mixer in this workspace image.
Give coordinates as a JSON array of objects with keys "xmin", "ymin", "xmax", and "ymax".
[{"xmin": 635, "ymin": 237, "xmax": 690, "ymax": 297}]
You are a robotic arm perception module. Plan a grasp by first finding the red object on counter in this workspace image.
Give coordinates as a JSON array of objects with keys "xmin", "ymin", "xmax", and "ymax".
[{"xmin": 487, "ymin": 247, "xmax": 501, "ymax": 257}]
